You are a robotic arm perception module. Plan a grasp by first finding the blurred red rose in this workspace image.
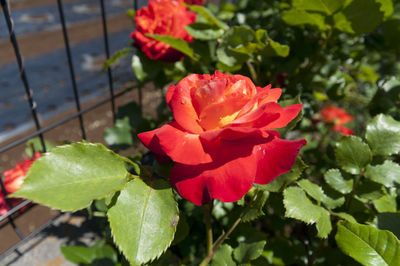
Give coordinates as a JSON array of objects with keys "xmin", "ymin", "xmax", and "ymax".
[
  {"xmin": 0, "ymin": 193, "xmax": 9, "ymax": 215},
  {"xmin": 131, "ymin": 0, "xmax": 196, "ymax": 62},
  {"xmin": 139, "ymin": 71, "xmax": 306, "ymax": 205},
  {"xmin": 320, "ymin": 106, "xmax": 354, "ymax": 135},
  {"xmin": 184, "ymin": 0, "xmax": 205, "ymax": 4}
]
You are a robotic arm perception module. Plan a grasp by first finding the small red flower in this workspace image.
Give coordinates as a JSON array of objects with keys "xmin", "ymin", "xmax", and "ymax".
[
  {"xmin": 131, "ymin": 0, "xmax": 196, "ymax": 62},
  {"xmin": 320, "ymin": 106, "xmax": 354, "ymax": 135},
  {"xmin": 138, "ymin": 71, "xmax": 306, "ymax": 205}
]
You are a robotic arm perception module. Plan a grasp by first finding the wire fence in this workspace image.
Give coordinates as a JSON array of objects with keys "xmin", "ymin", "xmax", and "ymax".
[{"xmin": 0, "ymin": 0, "xmax": 138, "ymax": 259}]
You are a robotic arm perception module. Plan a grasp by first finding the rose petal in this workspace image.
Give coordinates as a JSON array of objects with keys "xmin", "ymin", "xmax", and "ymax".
[
  {"xmin": 263, "ymin": 104, "xmax": 303, "ymax": 129},
  {"xmin": 254, "ymin": 137, "xmax": 306, "ymax": 184},
  {"xmin": 138, "ymin": 128, "xmax": 170, "ymax": 163}
]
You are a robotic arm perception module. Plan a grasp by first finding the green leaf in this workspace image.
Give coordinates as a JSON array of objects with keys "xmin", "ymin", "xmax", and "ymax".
[
  {"xmin": 103, "ymin": 48, "xmax": 132, "ymax": 71},
  {"xmin": 261, "ymin": 40, "xmax": 290, "ymax": 57},
  {"xmin": 107, "ymin": 178, "xmax": 179, "ymax": 265},
  {"xmin": 262, "ymin": 157, "xmax": 307, "ymax": 192},
  {"xmin": 61, "ymin": 244, "xmax": 117, "ymax": 265},
  {"xmin": 373, "ymin": 194, "xmax": 397, "ymax": 213},
  {"xmin": 13, "ymin": 142, "xmax": 129, "ymax": 211},
  {"xmin": 335, "ymin": 136, "xmax": 372, "ymax": 175},
  {"xmin": 324, "ymin": 169, "xmax": 353, "ymax": 194},
  {"xmin": 212, "ymin": 244, "xmax": 235, "ymax": 266},
  {"xmin": 334, "ymin": 0, "xmax": 384, "ymax": 34},
  {"xmin": 25, "ymin": 137, "xmax": 55, "ymax": 157},
  {"xmin": 355, "ymin": 179, "xmax": 385, "ymax": 200},
  {"xmin": 188, "ymin": 5, "xmax": 228, "ymax": 30},
  {"xmin": 283, "ymin": 187, "xmax": 332, "ymax": 238},
  {"xmin": 365, "ymin": 161, "xmax": 400, "ymax": 187},
  {"xmin": 185, "ymin": 23, "xmax": 224, "ymax": 40},
  {"xmin": 377, "ymin": 213, "xmax": 400, "ymax": 239},
  {"xmin": 282, "ymin": 9, "xmax": 329, "ymax": 31},
  {"xmin": 145, "ymin": 34, "xmax": 195, "ymax": 58},
  {"xmin": 376, "ymin": 0, "xmax": 394, "ymax": 19},
  {"xmin": 366, "ymin": 114, "xmax": 400, "ymax": 156},
  {"xmin": 131, "ymin": 55, "xmax": 147, "ymax": 82},
  {"xmin": 333, "ymin": 212, "xmax": 357, "ymax": 223},
  {"xmin": 233, "ymin": 241, "xmax": 266, "ymax": 263},
  {"xmin": 241, "ymin": 189, "xmax": 269, "ymax": 222},
  {"xmin": 292, "ymin": 0, "xmax": 345, "ymax": 15},
  {"xmin": 297, "ymin": 179, "xmax": 344, "ymax": 209},
  {"xmin": 336, "ymin": 221, "xmax": 400, "ymax": 266},
  {"xmin": 104, "ymin": 117, "xmax": 133, "ymax": 150}
]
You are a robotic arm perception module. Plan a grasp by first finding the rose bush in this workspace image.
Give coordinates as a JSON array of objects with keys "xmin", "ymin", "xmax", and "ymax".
[
  {"xmin": 138, "ymin": 71, "xmax": 306, "ymax": 205},
  {"xmin": 131, "ymin": 0, "xmax": 196, "ymax": 62},
  {"xmin": 320, "ymin": 105, "xmax": 354, "ymax": 135}
]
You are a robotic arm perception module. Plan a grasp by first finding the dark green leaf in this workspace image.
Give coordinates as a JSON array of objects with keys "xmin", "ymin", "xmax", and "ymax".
[
  {"xmin": 185, "ymin": 23, "xmax": 224, "ymax": 40},
  {"xmin": 25, "ymin": 137, "xmax": 55, "ymax": 157},
  {"xmin": 145, "ymin": 34, "xmax": 195, "ymax": 58},
  {"xmin": 261, "ymin": 40, "xmax": 290, "ymax": 57},
  {"xmin": 366, "ymin": 114, "xmax": 400, "ymax": 156},
  {"xmin": 324, "ymin": 169, "xmax": 353, "ymax": 194},
  {"xmin": 104, "ymin": 117, "xmax": 133, "ymax": 150},
  {"xmin": 335, "ymin": 136, "xmax": 372, "ymax": 175},
  {"xmin": 61, "ymin": 244, "xmax": 117, "ymax": 265},
  {"xmin": 13, "ymin": 142, "xmax": 130, "ymax": 211},
  {"xmin": 241, "ymin": 189, "xmax": 269, "ymax": 222},
  {"xmin": 107, "ymin": 178, "xmax": 178, "ymax": 265},
  {"xmin": 355, "ymin": 179, "xmax": 385, "ymax": 200},
  {"xmin": 292, "ymin": 0, "xmax": 345, "ymax": 15},
  {"xmin": 336, "ymin": 221, "xmax": 400, "ymax": 266},
  {"xmin": 377, "ymin": 213, "xmax": 400, "ymax": 239},
  {"xmin": 365, "ymin": 161, "xmax": 400, "ymax": 187},
  {"xmin": 233, "ymin": 241, "xmax": 266, "ymax": 263},
  {"xmin": 212, "ymin": 244, "xmax": 235, "ymax": 266},
  {"xmin": 188, "ymin": 5, "xmax": 228, "ymax": 30}
]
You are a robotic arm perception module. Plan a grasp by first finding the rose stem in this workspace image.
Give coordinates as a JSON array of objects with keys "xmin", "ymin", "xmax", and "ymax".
[{"xmin": 203, "ymin": 202, "xmax": 213, "ymax": 257}]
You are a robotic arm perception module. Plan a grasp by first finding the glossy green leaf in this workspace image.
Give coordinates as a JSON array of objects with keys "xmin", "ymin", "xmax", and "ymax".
[
  {"xmin": 324, "ymin": 169, "xmax": 353, "ymax": 194},
  {"xmin": 185, "ymin": 23, "xmax": 224, "ymax": 40},
  {"xmin": 366, "ymin": 114, "xmax": 400, "ymax": 156},
  {"xmin": 292, "ymin": 0, "xmax": 345, "ymax": 15},
  {"xmin": 282, "ymin": 9, "xmax": 329, "ymax": 31},
  {"xmin": 335, "ymin": 136, "xmax": 372, "ymax": 175},
  {"xmin": 262, "ymin": 157, "xmax": 307, "ymax": 192},
  {"xmin": 13, "ymin": 142, "xmax": 129, "ymax": 211},
  {"xmin": 107, "ymin": 178, "xmax": 179, "ymax": 265},
  {"xmin": 283, "ymin": 187, "xmax": 332, "ymax": 238},
  {"xmin": 335, "ymin": 0, "xmax": 384, "ymax": 34},
  {"xmin": 336, "ymin": 221, "xmax": 400, "ymax": 266},
  {"xmin": 145, "ymin": 34, "xmax": 195, "ymax": 58},
  {"xmin": 233, "ymin": 241, "xmax": 266, "ymax": 263},
  {"xmin": 365, "ymin": 161, "xmax": 400, "ymax": 187},
  {"xmin": 104, "ymin": 117, "xmax": 133, "ymax": 150},
  {"xmin": 212, "ymin": 244, "xmax": 235, "ymax": 266},
  {"xmin": 188, "ymin": 5, "xmax": 228, "ymax": 30},
  {"xmin": 241, "ymin": 189, "xmax": 269, "ymax": 222},
  {"xmin": 297, "ymin": 179, "xmax": 344, "ymax": 209}
]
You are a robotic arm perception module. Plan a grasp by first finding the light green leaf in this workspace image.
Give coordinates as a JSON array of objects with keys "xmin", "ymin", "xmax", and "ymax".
[
  {"xmin": 233, "ymin": 241, "xmax": 266, "ymax": 263},
  {"xmin": 132, "ymin": 55, "xmax": 147, "ymax": 82},
  {"xmin": 365, "ymin": 161, "xmax": 400, "ymax": 187},
  {"xmin": 292, "ymin": 0, "xmax": 345, "ymax": 15},
  {"xmin": 283, "ymin": 187, "xmax": 332, "ymax": 238},
  {"xmin": 366, "ymin": 114, "xmax": 400, "ymax": 156},
  {"xmin": 336, "ymin": 221, "xmax": 400, "ymax": 266},
  {"xmin": 104, "ymin": 117, "xmax": 133, "ymax": 149},
  {"xmin": 335, "ymin": 136, "xmax": 372, "ymax": 175},
  {"xmin": 376, "ymin": 0, "xmax": 394, "ymax": 19},
  {"xmin": 335, "ymin": 0, "xmax": 384, "ymax": 34},
  {"xmin": 185, "ymin": 23, "xmax": 224, "ymax": 40},
  {"xmin": 373, "ymin": 194, "xmax": 397, "ymax": 213},
  {"xmin": 103, "ymin": 48, "xmax": 132, "ymax": 71},
  {"xmin": 282, "ymin": 9, "xmax": 329, "ymax": 31},
  {"xmin": 262, "ymin": 40, "xmax": 290, "ymax": 57},
  {"xmin": 333, "ymin": 212, "xmax": 357, "ymax": 223},
  {"xmin": 145, "ymin": 34, "xmax": 195, "ymax": 58},
  {"xmin": 297, "ymin": 179, "xmax": 344, "ymax": 210},
  {"xmin": 241, "ymin": 189, "xmax": 269, "ymax": 222},
  {"xmin": 212, "ymin": 244, "xmax": 235, "ymax": 266},
  {"xmin": 324, "ymin": 169, "xmax": 353, "ymax": 194},
  {"xmin": 188, "ymin": 5, "xmax": 228, "ymax": 30},
  {"xmin": 107, "ymin": 178, "xmax": 179, "ymax": 266},
  {"xmin": 262, "ymin": 157, "xmax": 307, "ymax": 192},
  {"xmin": 13, "ymin": 142, "xmax": 129, "ymax": 211}
]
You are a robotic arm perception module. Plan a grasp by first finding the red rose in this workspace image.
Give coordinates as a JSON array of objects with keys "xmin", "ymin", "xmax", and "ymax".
[
  {"xmin": 320, "ymin": 106, "xmax": 354, "ymax": 135},
  {"xmin": 3, "ymin": 152, "xmax": 41, "ymax": 194},
  {"xmin": 0, "ymin": 193, "xmax": 9, "ymax": 215},
  {"xmin": 184, "ymin": 0, "xmax": 205, "ymax": 4},
  {"xmin": 138, "ymin": 71, "xmax": 306, "ymax": 205},
  {"xmin": 131, "ymin": 0, "xmax": 196, "ymax": 62}
]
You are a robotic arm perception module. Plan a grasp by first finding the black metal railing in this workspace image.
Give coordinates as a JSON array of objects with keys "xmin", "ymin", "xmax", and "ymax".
[{"xmin": 0, "ymin": 0, "xmax": 138, "ymax": 260}]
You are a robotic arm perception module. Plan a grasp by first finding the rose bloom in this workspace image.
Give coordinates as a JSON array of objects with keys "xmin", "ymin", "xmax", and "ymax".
[
  {"xmin": 0, "ymin": 193, "xmax": 9, "ymax": 216},
  {"xmin": 320, "ymin": 106, "xmax": 354, "ymax": 135},
  {"xmin": 131, "ymin": 0, "xmax": 196, "ymax": 62},
  {"xmin": 184, "ymin": 0, "xmax": 205, "ymax": 4},
  {"xmin": 139, "ymin": 71, "xmax": 306, "ymax": 205},
  {"xmin": 3, "ymin": 152, "xmax": 41, "ymax": 194}
]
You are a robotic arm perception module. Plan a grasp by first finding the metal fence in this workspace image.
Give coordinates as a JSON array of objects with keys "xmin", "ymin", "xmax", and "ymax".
[{"xmin": 0, "ymin": 0, "xmax": 138, "ymax": 259}]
